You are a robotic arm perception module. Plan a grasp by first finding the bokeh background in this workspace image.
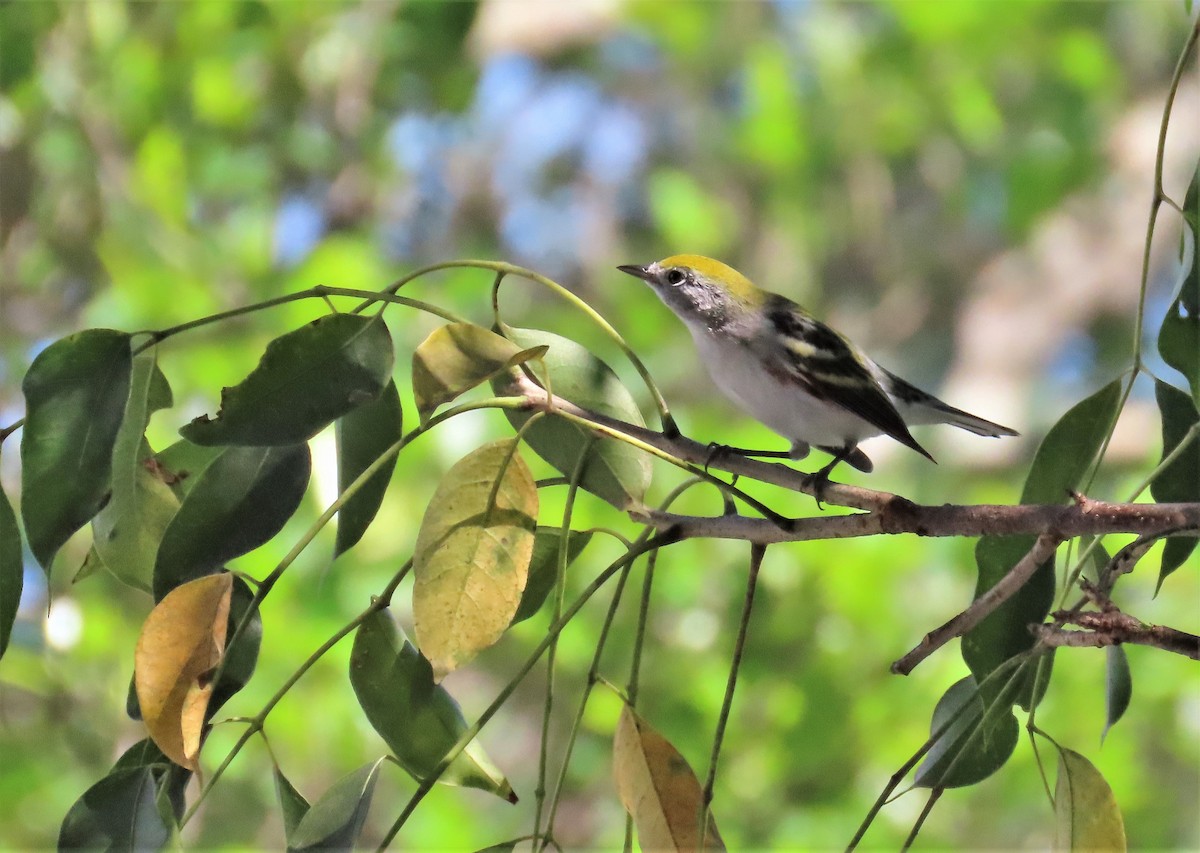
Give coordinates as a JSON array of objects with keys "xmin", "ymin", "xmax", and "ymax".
[{"xmin": 1, "ymin": 1, "xmax": 1197, "ymax": 849}]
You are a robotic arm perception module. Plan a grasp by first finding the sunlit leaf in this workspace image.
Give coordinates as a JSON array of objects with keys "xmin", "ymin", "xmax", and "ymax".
[
  {"xmin": 274, "ymin": 765, "xmax": 311, "ymax": 843},
  {"xmin": 915, "ymin": 676, "xmax": 1019, "ymax": 788},
  {"xmin": 334, "ymin": 379, "xmax": 402, "ymax": 557},
  {"xmin": 154, "ymin": 439, "xmax": 223, "ymax": 498},
  {"xmin": 1150, "ymin": 381, "xmax": 1199, "ymax": 589},
  {"xmin": 510, "ymin": 528, "xmax": 592, "ymax": 626},
  {"xmin": 0, "ymin": 483, "xmax": 21, "ymax": 660},
  {"xmin": 1101, "ymin": 646, "xmax": 1132, "ymax": 744},
  {"xmin": 494, "ymin": 327, "xmax": 651, "ymax": 510},
  {"xmin": 613, "ymin": 705, "xmax": 724, "ymax": 851},
  {"xmin": 413, "ymin": 439, "xmax": 538, "ymax": 681},
  {"xmin": 20, "ymin": 329, "xmax": 132, "ymax": 571},
  {"xmin": 1053, "ymin": 746, "xmax": 1126, "ymax": 852},
  {"xmin": 412, "ymin": 322, "xmax": 545, "ymax": 421},
  {"xmin": 181, "ymin": 314, "xmax": 394, "ymax": 446},
  {"xmin": 58, "ymin": 767, "xmax": 172, "ymax": 851},
  {"xmin": 349, "ymin": 609, "xmax": 515, "ymax": 800},
  {"xmin": 153, "ymin": 443, "xmax": 310, "ymax": 600},
  {"xmin": 93, "ymin": 464, "xmax": 180, "ymax": 594},
  {"xmin": 135, "ymin": 573, "xmax": 233, "ymax": 771},
  {"xmin": 287, "ymin": 758, "xmax": 386, "ymax": 853},
  {"xmin": 92, "ymin": 351, "xmax": 178, "ymax": 592}
]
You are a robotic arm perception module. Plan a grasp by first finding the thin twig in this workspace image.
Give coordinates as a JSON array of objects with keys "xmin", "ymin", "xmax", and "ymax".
[
  {"xmin": 891, "ymin": 532, "xmax": 1062, "ymax": 675},
  {"xmin": 699, "ymin": 543, "xmax": 765, "ymax": 849}
]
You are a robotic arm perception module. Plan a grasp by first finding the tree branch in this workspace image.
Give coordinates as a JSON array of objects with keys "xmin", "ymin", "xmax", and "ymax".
[
  {"xmin": 1034, "ymin": 611, "xmax": 1200, "ymax": 661},
  {"xmin": 890, "ymin": 532, "xmax": 1062, "ymax": 675}
]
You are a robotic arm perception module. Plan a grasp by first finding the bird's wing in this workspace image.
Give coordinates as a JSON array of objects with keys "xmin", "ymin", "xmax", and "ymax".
[{"xmin": 764, "ymin": 298, "xmax": 933, "ymax": 459}]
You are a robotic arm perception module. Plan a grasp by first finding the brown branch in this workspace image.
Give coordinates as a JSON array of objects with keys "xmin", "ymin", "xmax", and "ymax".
[
  {"xmin": 890, "ymin": 532, "xmax": 1063, "ymax": 675},
  {"xmin": 630, "ymin": 501, "xmax": 1200, "ymax": 543},
  {"xmin": 1034, "ymin": 611, "xmax": 1200, "ymax": 661}
]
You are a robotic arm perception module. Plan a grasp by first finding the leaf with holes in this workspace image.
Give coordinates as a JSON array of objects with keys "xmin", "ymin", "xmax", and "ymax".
[
  {"xmin": 135, "ymin": 573, "xmax": 232, "ymax": 771},
  {"xmin": 413, "ymin": 439, "xmax": 538, "ymax": 681},
  {"xmin": 1053, "ymin": 746, "xmax": 1126, "ymax": 852},
  {"xmin": 182, "ymin": 314, "xmax": 394, "ymax": 446},
  {"xmin": 494, "ymin": 327, "xmax": 651, "ymax": 510},
  {"xmin": 20, "ymin": 329, "xmax": 132, "ymax": 571},
  {"xmin": 334, "ymin": 379, "xmax": 402, "ymax": 557},
  {"xmin": 613, "ymin": 705, "xmax": 724, "ymax": 851},
  {"xmin": 349, "ymin": 609, "xmax": 515, "ymax": 800},
  {"xmin": 412, "ymin": 322, "xmax": 546, "ymax": 421}
]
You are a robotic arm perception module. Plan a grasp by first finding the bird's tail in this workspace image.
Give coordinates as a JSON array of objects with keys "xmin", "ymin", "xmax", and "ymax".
[{"xmin": 883, "ymin": 370, "xmax": 1019, "ymax": 438}]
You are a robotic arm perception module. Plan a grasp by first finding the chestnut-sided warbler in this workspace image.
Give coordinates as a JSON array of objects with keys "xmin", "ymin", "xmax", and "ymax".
[{"xmin": 618, "ymin": 255, "xmax": 1017, "ymax": 480}]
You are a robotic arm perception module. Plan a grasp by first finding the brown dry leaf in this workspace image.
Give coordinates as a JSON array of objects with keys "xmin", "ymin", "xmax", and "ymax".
[
  {"xmin": 613, "ymin": 706, "xmax": 725, "ymax": 852},
  {"xmin": 134, "ymin": 572, "xmax": 233, "ymax": 771},
  {"xmin": 413, "ymin": 439, "xmax": 537, "ymax": 681}
]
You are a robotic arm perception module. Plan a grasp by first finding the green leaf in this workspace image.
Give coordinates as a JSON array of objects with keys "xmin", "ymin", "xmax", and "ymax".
[
  {"xmin": 1053, "ymin": 746, "xmax": 1127, "ymax": 852},
  {"xmin": 274, "ymin": 765, "xmax": 311, "ymax": 844},
  {"xmin": 964, "ymin": 381, "xmax": 1122, "ymax": 705},
  {"xmin": 962, "ymin": 536, "xmax": 1055, "ymax": 708},
  {"xmin": 109, "ymin": 739, "xmax": 190, "ymax": 824},
  {"xmin": 91, "ymin": 352, "xmax": 178, "ymax": 592},
  {"xmin": 287, "ymin": 758, "xmax": 386, "ymax": 852},
  {"xmin": 915, "ymin": 676, "xmax": 1019, "ymax": 788},
  {"xmin": 334, "ymin": 379, "xmax": 402, "ymax": 557},
  {"xmin": 494, "ymin": 327, "xmax": 651, "ymax": 510},
  {"xmin": 1101, "ymin": 646, "xmax": 1132, "ymax": 744},
  {"xmin": 153, "ymin": 444, "xmax": 311, "ymax": 600},
  {"xmin": 0, "ymin": 482, "xmax": 23, "ymax": 660},
  {"xmin": 58, "ymin": 767, "xmax": 172, "ymax": 851},
  {"xmin": 181, "ymin": 314, "xmax": 395, "ymax": 446},
  {"xmin": 209, "ymin": 576, "xmax": 262, "ymax": 714},
  {"xmin": 1150, "ymin": 381, "xmax": 1199, "ymax": 589},
  {"xmin": 349, "ymin": 609, "xmax": 516, "ymax": 800},
  {"xmin": 413, "ymin": 439, "xmax": 538, "ymax": 681},
  {"xmin": 1159, "ymin": 161, "xmax": 1199, "ymax": 402},
  {"xmin": 412, "ymin": 322, "xmax": 546, "ymax": 421},
  {"xmin": 510, "ymin": 527, "xmax": 593, "ymax": 625},
  {"xmin": 20, "ymin": 329, "xmax": 133, "ymax": 571},
  {"xmin": 1021, "ymin": 379, "xmax": 1123, "ymax": 505}
]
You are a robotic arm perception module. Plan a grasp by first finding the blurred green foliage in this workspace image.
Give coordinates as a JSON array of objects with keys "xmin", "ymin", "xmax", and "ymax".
[{"xmin": 1, "ymin": 1, "xmax": 1197, "ymax": 849}]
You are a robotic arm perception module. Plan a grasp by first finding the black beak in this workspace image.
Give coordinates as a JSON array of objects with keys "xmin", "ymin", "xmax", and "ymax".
[{"xmin": 617, "ymin": 264, "xmax": 653, "ymax": 281}]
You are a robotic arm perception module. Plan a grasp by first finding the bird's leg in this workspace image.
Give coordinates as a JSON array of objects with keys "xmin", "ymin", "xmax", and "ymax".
[
  {"xmin": 703, "ymin": 442, "xmax": 795, "ymax": 471},
  {"xmin": 804, "ymin": 442, "xmax": 863, "ymax": 507}
]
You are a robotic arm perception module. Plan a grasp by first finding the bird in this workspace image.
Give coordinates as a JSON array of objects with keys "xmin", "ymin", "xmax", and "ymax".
[{"xmin": 617, "ymin": 254, "xmax": 1018, "ymax": 485}]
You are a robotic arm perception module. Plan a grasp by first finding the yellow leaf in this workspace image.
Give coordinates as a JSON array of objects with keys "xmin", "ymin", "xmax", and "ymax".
[
  {"xmin": 135, "ymin": 573, "xmax": 233, "ymax": 771},
  {"xmin": 412, "ymin": 323, "xmax": 545, "ymax": 421},
  {"xmin": 413, "ymin": 439, "xmax": 537, "ymax": 681},
  {"xmin": 1053, "ymin": 747, "xmax": 1126, "ymax": 852},
  {"xmin": 613, "ymin": 706, "xmax": 724, "ymax": 852}
]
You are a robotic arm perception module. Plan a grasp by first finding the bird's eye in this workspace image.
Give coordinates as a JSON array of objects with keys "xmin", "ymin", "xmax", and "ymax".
[{"xmin": 665, "ymin": 269, "xmax": 686, "ymax": 285}]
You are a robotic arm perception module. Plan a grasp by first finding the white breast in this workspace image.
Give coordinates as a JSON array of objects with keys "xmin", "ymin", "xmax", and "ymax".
[{"xmin": 690, "ymin": 327, "xmax": 881, "ymax": 448}]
